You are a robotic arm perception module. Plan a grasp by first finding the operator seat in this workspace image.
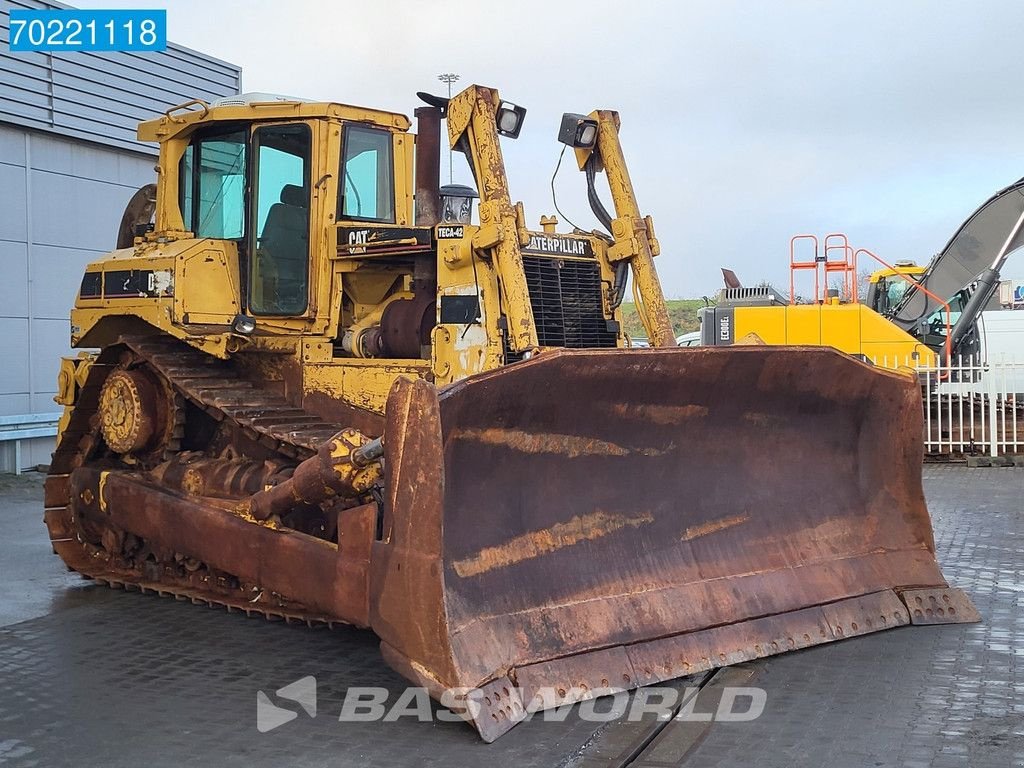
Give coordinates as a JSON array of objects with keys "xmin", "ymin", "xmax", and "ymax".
[{"xmin": 260, "ymin": 184, "xmax": 308, "ymax": 310}]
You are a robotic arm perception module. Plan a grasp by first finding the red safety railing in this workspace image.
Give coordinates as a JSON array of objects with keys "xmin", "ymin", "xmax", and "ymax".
[
  {"xmin": 789, "ymin": 234, "xmax": 820, "ymax": 305},
  {"xmin": 790, "ymin": 233, "xmax": 860, "ymax": 304},
  {"xmin": 823, "ymin": 233, "xmax": 857, "ymax": 303},
  {"xmin": 855, "ymin": 247, "xmax": 953, "ymax": 366}
]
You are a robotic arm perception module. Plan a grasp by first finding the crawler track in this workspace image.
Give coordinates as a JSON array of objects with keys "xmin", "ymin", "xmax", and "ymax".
[{"xmin": 44, "ymin": 336, "xmax": 353, "ymax": 625}]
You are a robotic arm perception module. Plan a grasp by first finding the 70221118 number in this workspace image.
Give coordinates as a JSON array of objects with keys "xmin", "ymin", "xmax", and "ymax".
[{"xmin": 8, "ymin": 9, "xmax": 167, "ymax": 52}]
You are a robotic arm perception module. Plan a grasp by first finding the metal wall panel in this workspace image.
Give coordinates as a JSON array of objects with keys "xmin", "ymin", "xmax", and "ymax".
[
  {"xmin": 0, "ymin": 318, "xmax": 30, "ymax": 396},
  {"xmin": 0, "ymin": 242, "xmax": 29, "ymax": 317},
  {"xmin": 0, "ymin": 0, "xmax": 241, "ymax": 154},
  {"xmin": 0, "ymin": 0, "xmax": 241, "ymax": 470},
  {"xmin": 31, "ymin": 167, "xmax": 144, "ymax": 250},
  {"xmin": 0, "ymin": 163, "xmax": 28, "ymax": 239},
  {"xmin": 0, "ymin": 123, "xmax": 26, "ymax": 162},
  {"xmin": 0, "ymin": 129, "xmax": 155, "ymax": 470}
]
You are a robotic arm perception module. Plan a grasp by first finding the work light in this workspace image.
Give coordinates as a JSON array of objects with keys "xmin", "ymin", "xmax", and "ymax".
[
  {"xmin": 496, "ymin": 101, "xmax": 527, "ymax": 138},
  {"xmin": 231, "ymin": 313, "xmax": 256, "ymax": 335},
  {"xmin": 558, "ymin": 113, "xmax": 599, "ymax": 149}
]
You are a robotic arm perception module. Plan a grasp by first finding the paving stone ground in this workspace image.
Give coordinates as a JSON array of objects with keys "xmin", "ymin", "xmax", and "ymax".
[
  {"xmin": 0, "ymin": 466, "xmax": 1020, "ymax": 767},
  {"xmin": 675, "ymin": 465, "xmax": 1024, "ymax": 768}
]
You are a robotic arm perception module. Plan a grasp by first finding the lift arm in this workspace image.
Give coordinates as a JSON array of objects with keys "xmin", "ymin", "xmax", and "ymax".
[
  {"xmin": 579, "ymin": 111, "xmax": 674, "ymax": 347},
  {"xmin": 446, "ymin": 86, "xmax": 539, "ymax": 353}
]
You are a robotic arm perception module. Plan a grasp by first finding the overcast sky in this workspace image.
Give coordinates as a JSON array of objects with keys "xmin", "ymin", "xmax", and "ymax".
[{"xmin": 77, "ymin": 0, "xmax": 1024, "ymax": 297}]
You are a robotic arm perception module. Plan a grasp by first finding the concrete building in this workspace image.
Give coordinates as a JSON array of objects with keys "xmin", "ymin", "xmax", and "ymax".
[{"xmin": 0, "ymin": 0, "xmax": 240, "ymax": 470}]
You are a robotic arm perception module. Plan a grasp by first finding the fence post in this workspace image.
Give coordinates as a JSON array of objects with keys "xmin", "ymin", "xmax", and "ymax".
[{"xmin": 988, "ymin": 361, "xmax": 999, "ymax": 458}]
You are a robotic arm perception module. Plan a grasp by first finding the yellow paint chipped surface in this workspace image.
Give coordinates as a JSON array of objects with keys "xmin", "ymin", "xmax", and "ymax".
[
  {"xmin": 457, "ymin": 427, "xmax": 632, "ymax": 457},
  {"xmin": 681, "ymin": 513, "xmax": 749, "ymax": 541},
  {"xmin": 610, "ymin": 402, "xmax": 709, "ymax": 425},
  {"xmin": 456, "ymin": 427, "xmax": 672, "ymax": 458},
  {"xmin": 452, "ymin": 509, "xmax": 655, "ymax": 578}
]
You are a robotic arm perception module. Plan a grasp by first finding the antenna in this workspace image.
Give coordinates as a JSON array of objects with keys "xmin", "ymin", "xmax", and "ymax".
[{"xmin": 437, "ymin": 72, "xmax": 460, "ymax": 183}]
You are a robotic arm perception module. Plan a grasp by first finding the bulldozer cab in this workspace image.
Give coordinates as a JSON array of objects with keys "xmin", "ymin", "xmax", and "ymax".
[{"xmin": 151, "ymin": 100, "xmax": 414, "ymax": 328}]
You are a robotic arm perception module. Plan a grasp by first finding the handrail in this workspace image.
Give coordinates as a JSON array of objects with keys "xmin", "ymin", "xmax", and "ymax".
[
  {"xmin": 855, "ymin": 248, "xmax": 952, "ymax": 367},
  {"xmin": 823, "ymin": 233, "xmax": 857, "ymax": 302},
  {"xmin": 0, "ymin": 412, "xmax": 60, "ymax": 475},
  {"xmin": 789, "ymin": 234, "xmax": 820, "ymax": 305},
  {"xmin": 0, "ymin": 412, "xmax": 61, "ymax": 427},
  {"xmin": 164, "ymin": 98, "xmax": 210, "ymax": 121}
]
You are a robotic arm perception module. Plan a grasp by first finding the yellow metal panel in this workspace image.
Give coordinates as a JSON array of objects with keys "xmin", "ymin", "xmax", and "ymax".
[
  {"xmin": 819, "ymin": 304, "xmax": 862, "ymax": 354},
  {"xmin": 173, "ymin": 245, "xmax": 241, "ymax": 325},
  {"xmin": 783, "ymin": 305, "xmax": 822, "ymax": 345},
  {"xmin": 858, "ymin": 304, "xmax": 938, "ymax": 367},
  {"xmin": 304, "ymin": 361, "xmax": 429, "ymax": 415},
  {"xmin": 393, "ymin": 132, "xmax": 414, "ymax": 227},
  {"xmin": 868, "ymin": 265, "xmax": 925, "ymax": 283},
  {"xmin": 734, "ymin": 306, "xmax": 787, "ymax": 345},
  {"xmin": 139, "ymin": 100, "xmax": 409, "ymax": 143}
]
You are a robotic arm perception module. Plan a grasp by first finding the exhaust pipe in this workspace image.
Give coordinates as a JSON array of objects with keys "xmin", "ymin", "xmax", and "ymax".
[{"xmin": 414, "ymin": 106, "xmax": 441, "ymax": 226}]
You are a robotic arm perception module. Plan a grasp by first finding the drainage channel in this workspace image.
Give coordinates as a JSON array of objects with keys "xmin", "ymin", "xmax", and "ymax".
[{"xmin": 563, "ymin": 664, "xmax": 760, "ymax": 768}]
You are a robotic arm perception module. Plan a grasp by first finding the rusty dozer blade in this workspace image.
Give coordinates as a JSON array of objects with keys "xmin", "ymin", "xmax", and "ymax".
[{"xmin": 369, "ymin": 346, "xmax": 978, "ymax": 741}]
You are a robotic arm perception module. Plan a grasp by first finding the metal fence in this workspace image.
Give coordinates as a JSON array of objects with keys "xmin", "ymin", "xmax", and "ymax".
[{"xmin": 870, "ymin": 355, "xmax": 1024, "ymax": 458}]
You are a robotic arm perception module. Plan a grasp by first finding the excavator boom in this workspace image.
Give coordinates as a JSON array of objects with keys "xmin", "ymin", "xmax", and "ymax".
[{"xmin": 891, "ymin": 176, "xmax": 1024, "ymax": 353}]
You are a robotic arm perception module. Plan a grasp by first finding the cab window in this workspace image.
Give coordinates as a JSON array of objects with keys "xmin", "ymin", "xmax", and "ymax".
[
  {"xmin": 178, "ymin": 130, "xmax": 246, "ymax": 239},
  {"xmin": 873, "ymin": 275, "xmax": 919, "ymax": 315},
  {"xmin": 250, "ymin": 124, "xmax": 312, "ymax": 315},
  {"xmin": 339, "ymin": 125, "xmax": 395, "ymax": 222}
]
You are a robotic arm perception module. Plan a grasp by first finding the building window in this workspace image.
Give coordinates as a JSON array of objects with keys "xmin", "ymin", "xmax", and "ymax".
[{"xmin": 339, "ymin": 125, "xmax": 395, "ymax": 222}]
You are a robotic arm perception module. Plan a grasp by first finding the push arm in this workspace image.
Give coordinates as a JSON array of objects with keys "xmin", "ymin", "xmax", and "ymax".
[
  {"xmin": 584, "ymin": 111, "xmax": 674, "ymax": 347},
  {"xmin": 446, "ymin": 86, "xmax": 539, "ymax": 353}
]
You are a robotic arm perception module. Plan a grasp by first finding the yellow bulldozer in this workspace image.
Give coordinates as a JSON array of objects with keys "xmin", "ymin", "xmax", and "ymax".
[{"xmin": 45, "ymin": 84, "xmax": 977, "ymax": 741}]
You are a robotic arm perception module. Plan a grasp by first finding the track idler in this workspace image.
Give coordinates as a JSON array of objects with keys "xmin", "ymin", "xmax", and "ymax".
[{"xmin": 248, "ymin": 429, "xmax": 384, "ymax": 521}]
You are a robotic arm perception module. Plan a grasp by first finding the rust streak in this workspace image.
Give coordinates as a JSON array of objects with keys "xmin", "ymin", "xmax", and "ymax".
[
  {"xmin": 452, "ymin": 510, "xmax": 656, "ymax": 578},
  {"xmin": 681, "ymin": 514, "xmax": 750, "ymax": 542}
]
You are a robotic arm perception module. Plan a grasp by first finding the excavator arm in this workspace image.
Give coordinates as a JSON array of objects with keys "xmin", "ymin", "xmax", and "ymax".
[{"xmin": 891, "ymin": 176, "xmax": 1024, "ymax": 354}]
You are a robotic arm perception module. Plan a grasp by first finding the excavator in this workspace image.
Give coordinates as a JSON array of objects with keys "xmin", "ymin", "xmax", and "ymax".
[
  {"xmin": 45, "ymin": 84, "xmax": 977, "ymax": 742},
  {"xmin": 699, "ymin": 177, "xmax": 1024, "ymax": 366}
]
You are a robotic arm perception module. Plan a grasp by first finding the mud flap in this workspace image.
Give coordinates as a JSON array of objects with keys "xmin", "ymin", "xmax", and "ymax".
[{"xmin": 368, "ymin": 346, "xmax": 978, "ymax": 741}]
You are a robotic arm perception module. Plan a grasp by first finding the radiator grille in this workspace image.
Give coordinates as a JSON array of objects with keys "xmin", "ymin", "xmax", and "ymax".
[{"xmin": 510, "ymin": 256, "xmax": 618, "ymax": 356}]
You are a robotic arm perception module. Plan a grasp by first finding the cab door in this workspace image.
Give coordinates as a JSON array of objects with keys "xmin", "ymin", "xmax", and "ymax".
[{"xmin": 249, "ymin": 122, "xmax": 314, "ymax": 316}]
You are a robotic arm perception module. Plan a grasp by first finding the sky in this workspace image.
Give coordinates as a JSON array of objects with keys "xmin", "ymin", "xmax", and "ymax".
[{"xmin": 76, "ymin": 0, "xmax": 1024, "ymax": 298}]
